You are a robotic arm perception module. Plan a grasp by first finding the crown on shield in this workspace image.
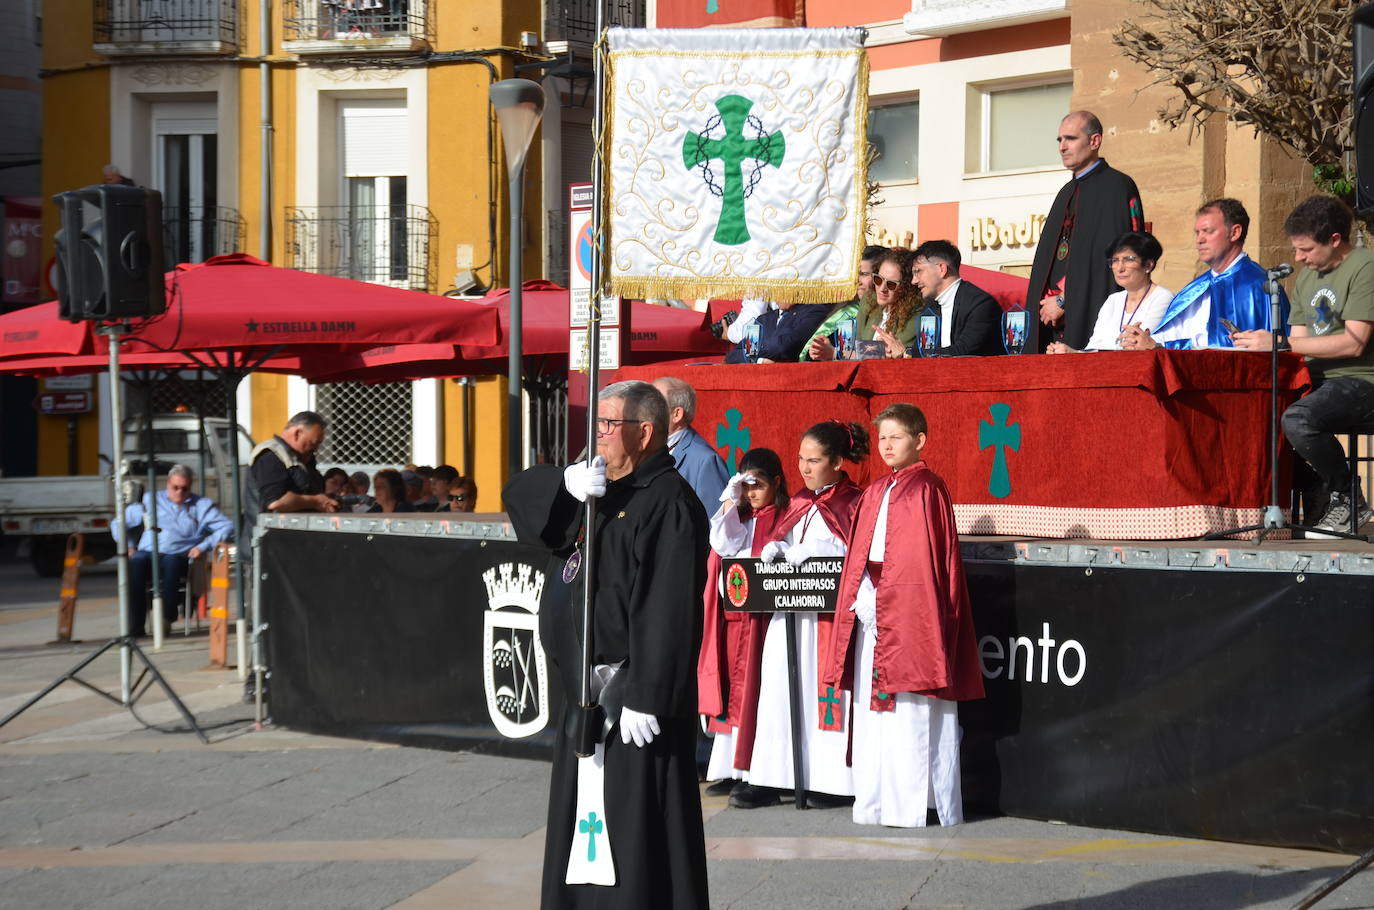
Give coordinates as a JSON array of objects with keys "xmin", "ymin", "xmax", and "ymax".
[{"xmin": 483, "ymin": 562, "xmax": 545, "ymax": 609}]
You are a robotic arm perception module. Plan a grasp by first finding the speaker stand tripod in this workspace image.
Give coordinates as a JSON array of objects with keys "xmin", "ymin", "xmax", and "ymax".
[
  {"xmin": 0, "ymin": 635, "xmax": 209, "ymax": 743},
  {"xmin": 0, "ymin": 322, "xmax": 207, "ymax": 743}
]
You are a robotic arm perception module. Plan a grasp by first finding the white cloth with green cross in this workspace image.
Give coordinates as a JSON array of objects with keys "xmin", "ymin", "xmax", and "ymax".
[{"xmin": 603, "ymin": 27, "xmax": 869, "ymax": 305}]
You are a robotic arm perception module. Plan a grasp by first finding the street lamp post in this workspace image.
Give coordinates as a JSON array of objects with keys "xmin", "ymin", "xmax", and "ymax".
[{"xmin": 490, "ymin": 78, "xmax": 546, "ymax": 480}]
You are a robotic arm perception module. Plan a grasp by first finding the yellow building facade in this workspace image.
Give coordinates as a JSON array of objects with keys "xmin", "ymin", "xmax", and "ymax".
[{"xmin": 37, "ymin": 0, "xmax": 577, "ymax": 505}]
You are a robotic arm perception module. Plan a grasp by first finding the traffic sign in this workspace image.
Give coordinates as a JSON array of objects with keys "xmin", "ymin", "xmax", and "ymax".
[{"xmin": 34, "ymin": 391, "xmax": 92, "ymax": 415}]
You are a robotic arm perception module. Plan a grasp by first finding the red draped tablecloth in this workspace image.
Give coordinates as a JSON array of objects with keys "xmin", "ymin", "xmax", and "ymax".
[{"xmin": 618, "ymin": 350, "xmax": 1310, "ymax": 540}]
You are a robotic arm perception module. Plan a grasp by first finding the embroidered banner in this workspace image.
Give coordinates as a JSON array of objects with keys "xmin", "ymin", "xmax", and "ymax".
[
  {"xmin": 653, "ymin": 0, "xmax": 804, "ymax": 28},
  {"xmin": 602, "ymin": 27, "xmax": 869, "ymax": 304}
]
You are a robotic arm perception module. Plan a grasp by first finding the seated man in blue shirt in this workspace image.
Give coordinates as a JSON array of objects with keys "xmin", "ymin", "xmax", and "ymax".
[{"xmin": 113, "ymin": 464, "xmax": 234, "ymax": 636}]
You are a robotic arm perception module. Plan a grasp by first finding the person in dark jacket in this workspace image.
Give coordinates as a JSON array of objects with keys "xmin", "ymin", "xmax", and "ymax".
[
  {"xmin": 878, "ymin": 239, "xmax": 1002, "ymax": 357},
  {"xmin": 725, "ymin": 301, "xmax": 832, "ymax": 363},
  {"xmin": 504, "ymin": 380, "xmax": 710, "ymax": 909}
]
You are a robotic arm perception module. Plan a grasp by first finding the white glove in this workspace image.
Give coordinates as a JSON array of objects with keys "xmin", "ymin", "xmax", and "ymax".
[
  {"xmin": 563, "ymin": 455, "xmax": 607, "ymax": 502},
  {"xmin": 759, "ymin": 540, "xmax": 789, "ymax": 563},
  {"xmin": 783, "ymin": 541, "xmax": 814, "ymax": 566},
  {"xmin": 851, "ymin": 585, "xmax": 877, "ymax": 630},
  {"xmin": 619, "ymin": 706, "xmax": 661, "ymax": 748},
  {"xmin": 725, "ymin": 298, "xmax": 770, "ymax": 344},
  {"xmin": 720, "ymin": 472, "xmax": 748, "ymax": 504}
]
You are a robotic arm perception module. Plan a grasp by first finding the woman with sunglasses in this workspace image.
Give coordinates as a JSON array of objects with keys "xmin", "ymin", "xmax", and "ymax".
[
  {"xmin": 1046, "ymin": 231, "xmax": 1173, "ymax": 353},
  {"xmin": 808, "ymin": 250, "xmax": 919, "ymax": 361},
  {"xmin": 860, "ymin": 251, "xmax": 920, "ymax": 354}
]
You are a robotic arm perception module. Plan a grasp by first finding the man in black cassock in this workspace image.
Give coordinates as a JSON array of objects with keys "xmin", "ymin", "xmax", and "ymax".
[
  {"xmin": 503, "ymin": 379, "xmax": 710, "ymax": 910},
  {"xmin": 1026, "ymin": 110, "xmax": 1145, "ymax": 352}
]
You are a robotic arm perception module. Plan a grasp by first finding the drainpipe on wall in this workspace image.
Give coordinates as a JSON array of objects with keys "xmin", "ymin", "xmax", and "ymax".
[{"xmin": 259, "ymin": 0, "xmax": 272, "ymax": 261}]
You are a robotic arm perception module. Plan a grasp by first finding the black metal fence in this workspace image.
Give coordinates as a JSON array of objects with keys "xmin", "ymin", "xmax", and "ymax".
[
  {"xmin": 544, "ymin": 0, "xmax": 643, "ymax": 46},
  {"xmin": 163, "ymin": 206, "xmax": 243, "ymax": 268},
  {"xmin": 285, "ymin": 204, "xmax": 436, "ymax": 292},
  {"xmin": 283, "ymin": 0, "xmax": 428, "ymax": 43},
  {"xmin": 94, "ymin": 0, "xmax": 237, "ymax": 46}
]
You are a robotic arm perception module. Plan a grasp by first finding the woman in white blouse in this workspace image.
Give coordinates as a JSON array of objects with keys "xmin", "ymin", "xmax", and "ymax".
[{"xmin": 1046, "ymin": 232, "xmax": 1172, "ymax": 353}]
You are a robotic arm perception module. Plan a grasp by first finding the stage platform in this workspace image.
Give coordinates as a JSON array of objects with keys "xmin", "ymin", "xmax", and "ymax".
[{"xmin": 255, "ymin": 514, "xmax": 1374, "ymax": 854}]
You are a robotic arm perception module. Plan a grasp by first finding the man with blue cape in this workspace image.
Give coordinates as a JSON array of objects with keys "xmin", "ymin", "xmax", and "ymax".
[{"xmin": 1122, "ymin": 198, "xmax": 1288, "ymax": 350}]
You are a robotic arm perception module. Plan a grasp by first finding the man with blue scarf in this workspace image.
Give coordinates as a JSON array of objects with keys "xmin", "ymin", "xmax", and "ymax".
[{"xmin": 1121, "ymin": 198, "xmax": 1287, "ymax": 350}]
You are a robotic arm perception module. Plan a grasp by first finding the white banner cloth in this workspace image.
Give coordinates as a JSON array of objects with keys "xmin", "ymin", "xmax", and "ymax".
[
  {"xmin": 565, "ymin": 742, "xmax": 616, "ymax": 885},
  {"xmin": 603, "ymin": 27, "xmax": 869, "ymax": 304}
]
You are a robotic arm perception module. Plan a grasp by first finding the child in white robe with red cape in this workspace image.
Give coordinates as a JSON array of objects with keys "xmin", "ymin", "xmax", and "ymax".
[
  {"xmin": 823, "ymin": 403, "xmax": 985, "ymax": 827},
  {"xmin": 741, "ymin": 420, "xmax": 869, "ymax": 808},
  {"xmin": 697, "ymin": 448, "xmax": 789, "ymax": 798}
]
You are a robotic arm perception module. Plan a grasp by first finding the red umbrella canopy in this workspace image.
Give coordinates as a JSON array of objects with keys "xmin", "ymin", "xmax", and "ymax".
[
  {"xmin": 0, "ymin": 302, "xmax": 94, "ymax": 359},
  {"xmin": 463, "ymin": 281, "xmax": 725, "ymax": 361},
  {"xmin": 0, "ymin": 348, "xmax": 317, "ymax": 378},
  {"xmin": 460, "ymin": 280, "xmax": 581, "ymax": 361},
  {"xmin": 298, "ymin": 283, "xmax": 728, "ymax": 384},
  {"xmin": 114, "ymin": 254, "xmax": 499, "ymax": 357}
]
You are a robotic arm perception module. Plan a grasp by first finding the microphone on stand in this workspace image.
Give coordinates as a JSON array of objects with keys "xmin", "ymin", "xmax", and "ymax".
[{"xmin": 1267, "ymin": 263, "xmax": 1294, "ymax": 279}]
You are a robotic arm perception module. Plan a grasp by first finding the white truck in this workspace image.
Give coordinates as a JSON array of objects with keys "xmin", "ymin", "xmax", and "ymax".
[{"xmin": 0, "ymin": 415, "xmax": 253, "ymax": 577}]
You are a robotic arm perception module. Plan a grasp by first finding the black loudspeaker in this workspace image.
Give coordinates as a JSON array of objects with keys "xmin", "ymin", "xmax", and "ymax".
[
  {"xmin": 52, "ymin": 184, "xmax": 165, "ymax": 323},
  {"xmin": 1355, "ymin": 3, "xmax": 1374, "ymax": 210}
]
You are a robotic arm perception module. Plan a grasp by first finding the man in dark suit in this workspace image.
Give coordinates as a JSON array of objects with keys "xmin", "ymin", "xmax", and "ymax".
[
  {"xmin": 724, "ymin": 301, "xmax": 832, "ymax": 364},
  {"xmin": 907, "ymin": 239, "xmax": 1004, "ymax": 356}
]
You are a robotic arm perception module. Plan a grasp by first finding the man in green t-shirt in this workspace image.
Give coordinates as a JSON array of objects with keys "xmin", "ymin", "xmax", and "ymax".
[{"xmin": 1234, "ymin": 194, "xmax": 1374, "ymax": 535}]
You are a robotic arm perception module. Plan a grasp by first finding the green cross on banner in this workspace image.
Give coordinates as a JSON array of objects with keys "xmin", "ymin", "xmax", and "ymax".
[
  {"xmin": 977, "ymin": 402, "xmax": 1021, "ymax": 498},
  {"xmin": 818, "ymin": 687, "xmax": 842, "ymax": 726},
  {"xmin": 729, "ymin": 571, "xmax": 746, "ymax": 600},
  {"xmin": 714, "ymin": 407, "xmax": 750, "ymax": 474},
  {"xmin": 578, "ymin": 811, "xmax": 603, "ymax": 862},
  {"xmin": 682, "ymin": 94, "xmax": 786, "ymax": 245}
]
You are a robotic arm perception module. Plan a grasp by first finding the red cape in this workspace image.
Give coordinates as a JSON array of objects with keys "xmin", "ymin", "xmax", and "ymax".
[{"xmin": 822, "ymin": 462, "xmax": 985, "ymax": 705}]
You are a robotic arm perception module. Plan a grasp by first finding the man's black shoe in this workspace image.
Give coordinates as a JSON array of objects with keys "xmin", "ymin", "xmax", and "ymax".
[
  {"xmin": 801, "ymin": 791, "xmax": 853, "ymax": 810},
  {"xmin": 728, "ymin": 783, "xmax": 782, "ymax": 809},
  {"xmin": 704, "ymin": 779, "xmax": 737, "ymax": 797}
]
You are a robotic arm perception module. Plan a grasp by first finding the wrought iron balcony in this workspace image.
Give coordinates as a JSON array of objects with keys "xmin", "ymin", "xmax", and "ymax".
[
  {"xmin": 282, "ymin": 0, "xmax": 430, "ymax": 54},
  {"xmin": 285, "ymin": 205, "xmax": 436, "ymax": 292},
  {"xmin": 544, "ymin": 0, "xmax": 644, "ymax": 56},
  {"xmin": 93, "ymin": 0, "xmax": 238, "ymax": 55},
  {"xmin": 163, "ymin": 206, "xmax": 244, "ymax": 268}
]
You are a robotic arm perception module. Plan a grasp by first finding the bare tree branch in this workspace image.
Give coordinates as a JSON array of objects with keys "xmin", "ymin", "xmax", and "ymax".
[{"xmin": 1113, "ymin": 0, "xmax": 1355, "ymax": 194}]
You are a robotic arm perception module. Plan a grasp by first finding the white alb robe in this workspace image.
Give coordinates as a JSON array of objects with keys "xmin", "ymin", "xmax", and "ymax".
[
  {"xmin": 849, "ymin": 481, "xmax": 964, "ymax": 827},
  {"xmin": 746, "ymin": 500, "xmax": 853, "ymax": 796}
]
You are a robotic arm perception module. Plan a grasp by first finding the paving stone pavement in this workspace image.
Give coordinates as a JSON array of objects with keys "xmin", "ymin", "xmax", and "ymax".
[{"xmin": 1, "ymin": 550, "xmax": 1371, "ymax": 909}]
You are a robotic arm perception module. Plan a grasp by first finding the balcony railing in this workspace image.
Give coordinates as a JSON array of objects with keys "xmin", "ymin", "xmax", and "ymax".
[
  {"xmin": 285, "ymin": 205, "xmax": 436, "ymax": 292},
  {"xmin": 544, "ymin": 0, "xmax": 644, "ymax": 55},
  {"xmin": 163, "ymin": 206, "xmax": 244, "ymax": 268},
  {"xmin": 282, "ymin": 0, "xmax": 429, "ymax": 54},
  {"xmin": 94, "ymin": 0, "xmax": 238, "ymax": 54}
]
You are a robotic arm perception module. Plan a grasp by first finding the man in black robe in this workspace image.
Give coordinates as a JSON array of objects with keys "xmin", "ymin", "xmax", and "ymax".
[
  {"xmin": 1025, "ymin": 110, "xmax": 1145, "ymax": 352},
  {"xmin": 504, "ymin": 379, "xmax": 710, "ymax": 910}
]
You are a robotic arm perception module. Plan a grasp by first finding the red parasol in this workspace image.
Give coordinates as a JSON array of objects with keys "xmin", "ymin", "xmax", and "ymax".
[
  {"xmin": 0, "ymin": 302, "xmax": 95, "ymax": 359},
  {"xmin": 299, "ymin": 282, "xmax": 727, "ymax": 384},
  {"xmin": 111, "ymin": 253, "xmax": 500, "ymax": 359}
]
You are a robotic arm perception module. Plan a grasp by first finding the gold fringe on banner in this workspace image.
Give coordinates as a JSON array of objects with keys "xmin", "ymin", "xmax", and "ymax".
[
  {"xmin": 598, "ymin": 32, "xmax": 871, "ymax": 307},
  {"xmin": 609, "ymin": 277, "xmax": 858, "ymax": 305}
]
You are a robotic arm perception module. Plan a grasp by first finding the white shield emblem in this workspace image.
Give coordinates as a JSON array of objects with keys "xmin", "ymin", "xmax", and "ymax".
[{"xmin": 482, "ymin": 562, "xmax": 549, "ymax": 738}]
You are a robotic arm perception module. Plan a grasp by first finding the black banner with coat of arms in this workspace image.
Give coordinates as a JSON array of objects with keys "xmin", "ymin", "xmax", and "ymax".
[
  {"xmin": 261, "ymin": 528, "xmax": 565, "ymax": 758},
  {"xmin": 261, "ymin": 525, "xmax": 1374, "ymax": 853}
]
